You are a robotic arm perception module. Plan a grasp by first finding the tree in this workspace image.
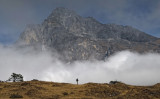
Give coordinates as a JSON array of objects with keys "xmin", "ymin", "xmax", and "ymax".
[{"xmin": 8, "ymin": 73, "xmax": 23, "ymax": 82}]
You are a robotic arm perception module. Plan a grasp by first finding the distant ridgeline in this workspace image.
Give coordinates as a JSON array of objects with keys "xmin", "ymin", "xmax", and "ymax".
[{"xmin": 17, "ymin": 7, "xmax": 160, "ymax": 62}]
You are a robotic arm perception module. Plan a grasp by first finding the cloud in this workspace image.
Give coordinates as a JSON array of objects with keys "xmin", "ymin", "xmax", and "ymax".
[
  {"xmin": 0, "ymin": 45, "xmax": 160, "ymax": 86},
  {"xmin": 0, "ymin": 0, "xmax": 160, "ymax": 85}
]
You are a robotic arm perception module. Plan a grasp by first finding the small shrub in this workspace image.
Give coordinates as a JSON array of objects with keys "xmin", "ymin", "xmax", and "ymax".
[
  {"xmin": 63, "ymin": 92, "xmax": 68, "ymax": 96},
  {"xmin": 25, "ymin": 89, "xmax": 38, "ymax": 96},
  {"xmin": 31, "ymin": 79, "xmax": 39, "ymax": 81},
  {"xmin": 109, "ymin": 81, "xmax": 120, "ymax": 85},
  {"xmin": 9, "ymin": 93, "xmax": 23, "ymax": 98},
  {"xmin": 21, "ymin": 82, "xmax": 30, "ymax": 86},
  {"xmin": 0, "ymin": 80, "xmax": 4, "ymax": 82},
  {"xmin": 70, "ymin": 92, "xmax": 74, "ymax": 94}
]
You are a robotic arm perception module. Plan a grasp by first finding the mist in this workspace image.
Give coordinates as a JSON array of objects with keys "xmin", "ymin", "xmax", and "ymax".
[{"xmin": 0, "ymin": 45, "xmax": 160, "ymax": 86}]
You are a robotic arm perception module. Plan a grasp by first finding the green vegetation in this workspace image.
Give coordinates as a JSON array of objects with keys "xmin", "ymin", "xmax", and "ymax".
[
  {"xmin": 8, "ymin": 73, "xmax": 23, "ymax": 82},
  {"xmin": 9, "ymin": 93, "xmax": 23, "ymax": 98}
]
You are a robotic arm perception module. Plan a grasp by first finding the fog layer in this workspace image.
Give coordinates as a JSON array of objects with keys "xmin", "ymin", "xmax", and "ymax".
[{"xmin": 0, "ymin": 45, "xmax": 160, "ymax": 85}]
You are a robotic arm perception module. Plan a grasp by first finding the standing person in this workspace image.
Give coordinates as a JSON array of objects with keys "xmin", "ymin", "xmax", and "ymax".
[{"xmin": 76, "ymin": 78, "xmax": 79, "ymax": 85}]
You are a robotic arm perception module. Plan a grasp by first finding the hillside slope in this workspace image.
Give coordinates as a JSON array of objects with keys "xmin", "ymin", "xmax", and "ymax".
[
  {"xmin": 17, "ymin": 7, "xmax": 160, "ymax": 62},
  {"xmin": 0, "ymin": 81, "xmax": 160, "ymax": 99}
]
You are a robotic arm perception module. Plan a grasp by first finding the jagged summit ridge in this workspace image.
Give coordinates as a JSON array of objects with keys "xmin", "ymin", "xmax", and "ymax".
[
  {"xmin": 17, "ymin": 7, "xmax": 160, "ymax": 61},
  {"xmin": 49, "ymin": 7, "xmax": 78, "ymax": 18},
  {"xmin": 43, "ymin": 7, "xmax": 103, "ymax": 38},
  {"xmin": 46, "ymin": 7, "xmax": 81, "ymax": 27}
]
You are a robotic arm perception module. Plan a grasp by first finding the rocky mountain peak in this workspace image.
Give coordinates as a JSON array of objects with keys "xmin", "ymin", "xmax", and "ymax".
[
  {"xmin": 51, "ymin": 7, "xmax": 78, "ymax": 16},
  {"xmin": 45, "ymin": 7, "xmax": 80, "ymax": 26},
  {"xmin": 17, "ymin": 7, "xmax": 160, "ymax": 62}
]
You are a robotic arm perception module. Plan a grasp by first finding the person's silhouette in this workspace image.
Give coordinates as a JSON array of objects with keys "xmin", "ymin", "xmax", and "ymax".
[{"xmin": 76, "ymin": 78, "xmax": 79, "ymax": 85}]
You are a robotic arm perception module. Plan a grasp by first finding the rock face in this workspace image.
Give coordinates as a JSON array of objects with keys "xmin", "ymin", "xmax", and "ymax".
[{"xmin": 17, "ymin": 7, "xmax": 160, "ymax": 61}]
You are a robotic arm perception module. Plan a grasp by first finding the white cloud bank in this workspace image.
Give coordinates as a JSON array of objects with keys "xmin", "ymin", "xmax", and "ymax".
[{"xmin": 0, "ymin": 45, "xmax": 160, "ymax": 86}]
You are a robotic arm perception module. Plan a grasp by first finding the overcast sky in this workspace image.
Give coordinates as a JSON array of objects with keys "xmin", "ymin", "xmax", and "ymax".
[{"xmin": 0, "ymin": 0, "xmax": 160, "ymax": 44}]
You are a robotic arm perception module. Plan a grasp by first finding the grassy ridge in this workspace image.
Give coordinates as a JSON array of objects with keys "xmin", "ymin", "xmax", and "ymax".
[{"xmin": 0, "ymin": 81, "xmax": 160, "ymax": 99}]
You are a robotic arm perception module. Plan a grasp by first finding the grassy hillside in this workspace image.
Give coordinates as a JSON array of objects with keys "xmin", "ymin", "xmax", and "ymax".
[{"xmin": 0, "ymin": 81, "xmax": 160, "ymax": 99}]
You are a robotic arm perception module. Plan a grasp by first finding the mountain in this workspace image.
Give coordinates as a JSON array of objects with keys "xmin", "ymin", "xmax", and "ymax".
[{"xmin": 17, "ymin": 7, "xmax": 160, "ymax": 62}]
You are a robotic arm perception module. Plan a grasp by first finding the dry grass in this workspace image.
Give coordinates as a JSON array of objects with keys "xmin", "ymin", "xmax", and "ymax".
[{"xmin": 0, "ymin": 81, "xmax": 160, "ymax": 99}]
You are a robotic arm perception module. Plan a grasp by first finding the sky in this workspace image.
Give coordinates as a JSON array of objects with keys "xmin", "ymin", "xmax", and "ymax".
[
  {"xmin": 0, "ymin": 0, "xmax": 160, "ymax": 85},
  {"xmin": 0, "ymin": 0, "xmax": 160, "ymax": 44}
]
